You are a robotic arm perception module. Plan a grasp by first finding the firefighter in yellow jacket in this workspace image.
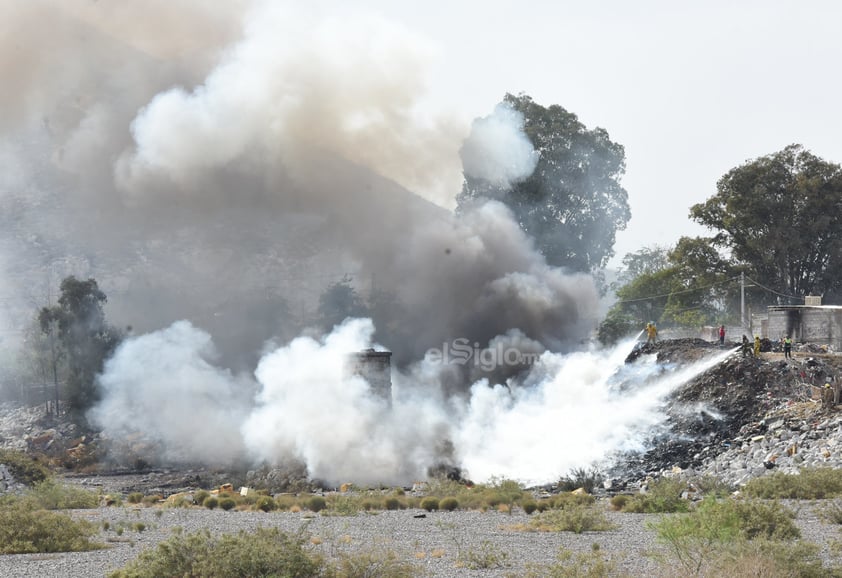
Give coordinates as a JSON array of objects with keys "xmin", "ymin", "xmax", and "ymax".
[{"xmin": 646, "ymin": 322, "xmax": 658, "ymax": 344}]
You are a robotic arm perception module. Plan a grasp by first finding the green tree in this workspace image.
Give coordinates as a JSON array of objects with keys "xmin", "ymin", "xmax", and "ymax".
[
  {"xmin": 612, "ymin": 245, "xmax": 670, "ymax": 289},
  {"xmin": 316, "ymin": 276, "xmax": 368, "ymax": 331},
  {"xmin": 690, "ymin": 144, "xmax": 842, "ymax": 301},
  {"xmin": 599, "ymin": 238, "xmax": 736, "ymax": 344},
  {"xmin": 37, "ymin": 276, "xmax": 121, "ymax": 423},
  {"xmin": 457, "ymin": 93, "xmax": 630, "ymax": 272}
]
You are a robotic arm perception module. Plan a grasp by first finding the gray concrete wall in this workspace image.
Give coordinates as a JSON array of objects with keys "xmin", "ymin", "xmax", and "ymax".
[{"xmin": 766, "ymin": 306, "xmax": 842, "ymax": 350}]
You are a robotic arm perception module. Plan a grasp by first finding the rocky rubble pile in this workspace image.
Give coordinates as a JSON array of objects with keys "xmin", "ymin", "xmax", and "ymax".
[
  {"xmin": 617, "ymin": 339, "xmax": 842, "ymax": 489},
  {"xmin": 698, "ymin": 400, "xmax": 842, "ymax": 486}
]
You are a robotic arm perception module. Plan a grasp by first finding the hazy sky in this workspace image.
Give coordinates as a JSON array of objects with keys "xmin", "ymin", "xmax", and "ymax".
[{"xmin": 341, "ymin": 0, "xmax": 842, "ymax": 266}]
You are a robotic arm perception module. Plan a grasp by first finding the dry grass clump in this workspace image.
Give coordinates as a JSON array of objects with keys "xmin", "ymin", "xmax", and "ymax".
[
  {"xmin": 524, "ymin": 503, "xmax": 615, "ymax": 534},
  {"xmin": 520, "ymin": 546, "xmax": 617, "ymax": 577}
]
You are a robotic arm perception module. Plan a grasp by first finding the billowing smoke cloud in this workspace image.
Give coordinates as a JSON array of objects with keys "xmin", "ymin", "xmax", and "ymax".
[
  {"xmin": 459, "ymin": 103, "xmax": 539, "ymax": 190},
  {"xmin": 89, "ymin": 321, "xmax": 253, "ymax": 465},
  {"xmin": 3, "ymin": 1, "xmax": 620, "ymax": 483},
  {"xmin": 91, "ymin": 323, "xmax": 734, "ymax": 486}
]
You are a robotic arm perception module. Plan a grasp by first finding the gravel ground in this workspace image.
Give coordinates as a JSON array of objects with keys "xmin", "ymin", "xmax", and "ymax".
[{"xmin": 1, "ymin": 502, "xmax": 841, "ymax": 578}]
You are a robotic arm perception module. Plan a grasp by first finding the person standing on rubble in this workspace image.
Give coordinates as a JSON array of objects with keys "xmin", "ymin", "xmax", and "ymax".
[
  {"xmin": 784, "ymin": 336, "xmax": 792, "ymax": 359},
  {"xmin": 719, "ymin": 325, "xmax": 726, "ymax": 346},
  {"xmin": 646, "ymin": 321, "xmax": 658, "ymax": 344},
  {"xmin": 754, "ymin": 335, "xmax": 761, "ymax": 357},
  {"xmin": 741, "ymin": 335, "xmax": 751, "ymax": 357}
]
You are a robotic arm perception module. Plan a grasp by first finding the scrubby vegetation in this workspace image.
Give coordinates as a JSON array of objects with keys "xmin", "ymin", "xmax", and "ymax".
[
  {"xmin": 109, "ymin": 528, "xmax": 322, "ymax": 578},
  {"xmin": 614, "ymin": 477, "xmax": 691, "ymax": 513},
  {"xmin": 743, "ymin": 467, "xmax": 842, "ymax": 499},
  {"xmin": 0, "ymin": 449, "xmax": 50, "ymax": 486},
  {"xmin": 0, "ymin": 501, "xmax": 102, "ymax": 554},
  {"xmin": 21, "ymin": 479, "xmax": 100, "ymax": 510},
  {"xmin": 521, "ymin": 546, "xmax": 617, "ymax": 578},
  {"xmin": 108, "ymin": 526, "xmax": 419, "ymax": 578},
  {"xmin": 652, "ymin": 497, "xmax": 803, "ymax": 575},
  {"xmin": 524, "ymin": 503, "xmax": 614, "ymax": 534}
]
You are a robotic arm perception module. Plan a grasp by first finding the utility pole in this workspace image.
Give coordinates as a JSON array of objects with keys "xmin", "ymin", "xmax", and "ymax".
[{"xmin": 741, "ymin": 271, "xmax": 746, "ymax": 334}]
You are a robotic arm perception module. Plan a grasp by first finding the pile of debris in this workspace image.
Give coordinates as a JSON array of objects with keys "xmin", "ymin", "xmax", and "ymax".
[{"xmin": 613, "ymin": 339, "xmax": 842, "ymax": 489}]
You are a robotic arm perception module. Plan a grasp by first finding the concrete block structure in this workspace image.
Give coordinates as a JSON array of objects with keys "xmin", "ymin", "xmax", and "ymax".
[
  {"xmin": 765, "ymin": 304, "xmax": 842, "ymax": 350},
  {"xmin": 345, "ymin": 348, "xmax": 392, "ymax": 402}
]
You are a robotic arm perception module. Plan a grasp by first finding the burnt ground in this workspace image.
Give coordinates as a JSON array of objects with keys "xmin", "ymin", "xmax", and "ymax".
[{"xmin": 610, "ymin": 338, "xmax": 842, "ymax": 487}]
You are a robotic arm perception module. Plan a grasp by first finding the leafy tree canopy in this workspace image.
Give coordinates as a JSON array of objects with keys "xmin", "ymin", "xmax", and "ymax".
[
  {"xmin": 37, "ymin": 276, "xmax": 121, "ymax": 422},
  {"xmin": 457, "ymin": 93, "xmax": 630, "ymax": 272},
  {"xmin": 690, "ymin": 144, "xmax": 842, "ymax": 300},
  {"xmin": 599, "ymin": 238, "xmax": 736, "ymax": 344},
  {"xmin": 316, "ymin": 276, "xmax": 369, "ymax": 332}
]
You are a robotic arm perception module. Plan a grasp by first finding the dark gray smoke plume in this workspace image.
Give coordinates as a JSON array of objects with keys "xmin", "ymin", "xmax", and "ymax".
[{"xmin": 1, "ymin": 1, "xmax": 607, "ymax": 483}]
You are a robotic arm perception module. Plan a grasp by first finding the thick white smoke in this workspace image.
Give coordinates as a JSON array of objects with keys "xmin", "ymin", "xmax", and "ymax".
[
  {"xmin": 89, "ymin": 321, "xmax": 253, "ymax": 465},
  {"xmin": 459, "ymin": 103, "xmax": 539, "ymax": 190},
  {"xmin": 91, "ymin": 322, "xmax": 733, "ymax": 486}
]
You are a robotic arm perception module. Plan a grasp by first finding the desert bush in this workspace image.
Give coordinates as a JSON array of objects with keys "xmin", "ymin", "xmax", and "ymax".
[
  {"xmin": 0, "ymin": 449, "xmax": 50, "ymax": 486},
  {"xmin": 521, "ymin": 546, "xmax": 617, "ymax": 578},
  {"xmin": 522, "ymin": 499, "xmax": 538, "ymax": 515},
  {"xmin": 420, "ymin": 497, "xmax": 439, "ymax": 512},
  {"xmin": 527, "ymin": 503, "xmax": 614, "ymax": 534},
  {"xmin": 132, "ymin": 522, "xmax": 146, "ymax": 533},
  {"xmin": 456, "ymin": 540, "xmax": 510, "ymax": 569},
  {"xmin": 24, "ymin": 479, "xmax": 99, "ymax": 510},
  {"xmin": 692, "ymin": 474, "xmax": 732, "ymax": 498},
  {"xmin": 126, "ymin": 492, "xmax": 143, "ymax": 504},
  {"xmin": 557, "ymin": 467, "xmax": 604, "ymax": 494},
  {"xmin": 551, "ymin": 492, "xmax": 596, "ymax": 509},
  {"xmin": 325, "ymin": 494, "xmax": 365, "ymax": 516},
  {"xmin": 652, "ymin": 497, "xmax": 800, "ymax": 575},
  {"xmin": 141, "ymin": 494, "xmax": 162, "ymax": 506},
  {"xmin": 609, "ymin": 494, "xmax": 629, "ymax": 511},
  {"xmin": 439, "ymin": 497, "xmax": 459, "ymax": 511},
  {"xmin": 743, "ymin": 467, "xmax": 842, "ymax": 499},
  {"xmin": 193, "ymin": 490, "xmax": 210, "ymax": 506},
  {"xmin": 307, "ymin": 495, "xmax": 327, "ymax": 513},
  {"xmin": 621, "ymin": 477, "xmax": 690, "ymax": 513},
  {"xmin": 0, "ymin": 501, "xmax": 102, "ymax": 554},
  {"xmin": 699, "ymin": 539, "xmax": 839, "ymax": 578},
  {"xmin": 819, "ymin": 499, "xmax": 842, "ymax": 525},
  {"xmin": 254, "ymin": 495, "xmax": 277, "ymax": 512},
  {"xmin": 219, "ymin": 497, "xmax": 236, "ymax": 511},
  {"xmin": 274, "ymin": 494, "xmax": 300, "ymax": 511},
  {"xmin": 383, "ymin": 496, "xmax": 402, "ymax": 510},
  {"xmin": 166, "ymin": 494, "xmax": 192, "ymax": 509},
  {"xmin": 331, "ymin": 548, "xmax": 418, "ymax": 578},
  {"xmin": 203, "ymin": 496, "xmax": 218, "ymax": 510},
  {"xmin": 108, "ymin": 527, "xmax": 322, "ymax": 578},
  {"xmin": 487, "ymin": 478, "xmax": 525, "ymax": 512}
]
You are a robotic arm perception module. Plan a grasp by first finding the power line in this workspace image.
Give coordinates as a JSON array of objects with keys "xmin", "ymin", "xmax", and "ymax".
[
  {"xmin": 743, "ymin": 275, "xmax": 805, "ymax": 303},
  {"xmin": 616, "ymin": 274, "xmax": 807, "ymax": 306},
  {"xmin": 615, "ymin": 276, "xmax": 741, "ymax": 304}
]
